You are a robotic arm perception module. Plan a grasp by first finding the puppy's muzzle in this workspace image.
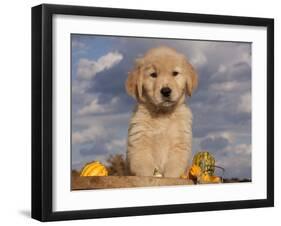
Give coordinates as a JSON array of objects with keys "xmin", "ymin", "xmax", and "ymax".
[{"xmin": 160, "ymin": 87, "xmax": 172, "ymax": 97}]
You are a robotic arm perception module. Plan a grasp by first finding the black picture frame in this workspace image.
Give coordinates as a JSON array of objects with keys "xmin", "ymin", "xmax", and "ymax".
[{"xmin": 32, "ymin": 3, "xmax": 274, "ymax": 222}]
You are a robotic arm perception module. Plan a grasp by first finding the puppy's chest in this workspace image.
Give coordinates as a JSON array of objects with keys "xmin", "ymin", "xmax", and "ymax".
[
  {"xmin": 150, "ymin": 117, "xmax": 185, "ymax": 138},
  {"xmin": 130, "ymin": 112, "xmax": 191, "ymax": 142},
  {"xmin": 149, "ymin": 116, "xmax": 190, "ymax": 168},
  {"xmin": 128, "ymin": 104, "xmax": 193, "ymax": 175},
  {"xmin": 129, "ymin": 110, "xmax": 191, "ymax": 169},
  {"xmin": 129, "ymin": 107, "xmax": 192, "ymax": 146}
]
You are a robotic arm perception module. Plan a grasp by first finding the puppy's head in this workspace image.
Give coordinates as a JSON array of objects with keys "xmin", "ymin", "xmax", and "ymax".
[{"xmin": 126, "ymin": 46, "xmax": 198, "ymax": 110}]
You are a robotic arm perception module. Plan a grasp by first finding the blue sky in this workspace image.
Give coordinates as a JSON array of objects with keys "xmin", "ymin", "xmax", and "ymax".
[{"xmin": 71, "ymin": 34, "xmax": 252, "ymax": 179}]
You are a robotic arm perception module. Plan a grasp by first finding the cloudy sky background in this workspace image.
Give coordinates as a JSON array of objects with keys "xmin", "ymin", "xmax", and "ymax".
[{"xmin": 71, "ymin": 34, "xmax": 252, "ymax": 179}]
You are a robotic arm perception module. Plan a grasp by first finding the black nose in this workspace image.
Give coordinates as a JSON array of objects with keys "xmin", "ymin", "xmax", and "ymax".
[{"xmin": 160, "ymin": 87, "xmax": 172, "ymax": 97}]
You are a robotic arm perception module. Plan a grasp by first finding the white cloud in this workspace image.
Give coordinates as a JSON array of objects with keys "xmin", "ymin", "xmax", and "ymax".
[
  {"xmin": 190, "ymin": 51, "xmax": 207, "ymax": 68},
  {"xmin": 205, "ymin": 131, "xmax": 235, "ymax": 143},
  {"xmin": 78, "ymin": 96, "xmax": 120, "ymax": 115},
  {"xmin": 220, "ymin": 143, "xmax": 251, "ymax": 156},
  {"xmin": 72, "ymin": 126, "xmax": 106, "ymax": 144},
  {"xmin": 77, "ymin": 51, "xmax": 123, "ymax": 80},
  {"xmin": 217, "ymin": 64, "xmax": 227, "ymax": 73},
  {"xmin": 209, "ymin": 81, "xmax": 241, "ymax": 92},
  {"xmin": 72, "ymin": 112, "xmax": 131, "ymax": 129},
  {"xmin": 238, "ymin": 92, "xmax": 251, "ymax": 113},
  {"xmin": 208, "ymin": 44, "xmax": 251, "ymax": 81},
  {"xmin": 233, "ymin": 144, "xmax": 251, "ymax": 155},
  {"xmin": 105, "ymin": 138, "xmax": 127, "ymax": 152},
  {"xmin": 240, "ymin": 48, "xmax": 251, "ymax": 67},
  {"xmin": 72, "ymin": 40, "xmax": 86, "ymax": 49},
  {"xmin": 72, "ymin": 80, "xmax": 90, "ymax": 95},
  {"xmin": 215, "ymin": 143, "xmax": 251, "ymax": 178},
  {"xmin": 72, "ymin": 40, "xmax": 88, "ymax": 56}
]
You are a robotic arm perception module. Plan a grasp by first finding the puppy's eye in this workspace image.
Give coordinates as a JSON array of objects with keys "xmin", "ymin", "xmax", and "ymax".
[
  {"xmin": 150, "ymin": 72, "xmax": 157, "ymax": 78},
  {"xmin": 172, "ymin": 71, "xmax": 179, "ymax": 76}
]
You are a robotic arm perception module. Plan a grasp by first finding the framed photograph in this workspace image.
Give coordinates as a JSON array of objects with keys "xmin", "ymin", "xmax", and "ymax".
[{"xmin": 32, "ymin": 4, "xmax": 274, "ymax": 221}]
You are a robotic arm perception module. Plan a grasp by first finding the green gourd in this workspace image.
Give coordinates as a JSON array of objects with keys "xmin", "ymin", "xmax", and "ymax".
[{"xmin": 192, "ymin": 151, "xmax": 215, "ymax": 176}]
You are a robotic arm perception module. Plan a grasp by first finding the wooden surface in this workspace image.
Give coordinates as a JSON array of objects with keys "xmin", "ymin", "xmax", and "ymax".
[{"xmin": 72, "ymin": 175, "xmax": 194, "ymax": 190}]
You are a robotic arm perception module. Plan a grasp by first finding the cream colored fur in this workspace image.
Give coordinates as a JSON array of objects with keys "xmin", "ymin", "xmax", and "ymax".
[{"xmin": 125, "ymin": 46, "xmax": 198, "ymax": 178}]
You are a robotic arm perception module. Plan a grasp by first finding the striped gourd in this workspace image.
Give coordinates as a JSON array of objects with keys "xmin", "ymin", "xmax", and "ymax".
[
  {"xmin": 80, "ymin": 161, "xmax": 108, "ymax": 176},
  {"xmin": 192, "ymin": 151, "xmax": 215, "ymax": 176}
]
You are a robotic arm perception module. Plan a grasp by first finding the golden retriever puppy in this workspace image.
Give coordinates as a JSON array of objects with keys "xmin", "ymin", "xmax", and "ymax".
[{"xmin": 125, "ymin": 46, "xmax": 198, "ymax": 178}]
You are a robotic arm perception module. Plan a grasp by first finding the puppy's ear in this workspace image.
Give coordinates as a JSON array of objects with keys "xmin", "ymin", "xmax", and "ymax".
[
  {"xmin": 183, "ymin": 58, "xmax": 198, "ymax": 97},
  {"xmin": 125, "ymin": 58, "xmax": 144, "ymax": 101}
]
